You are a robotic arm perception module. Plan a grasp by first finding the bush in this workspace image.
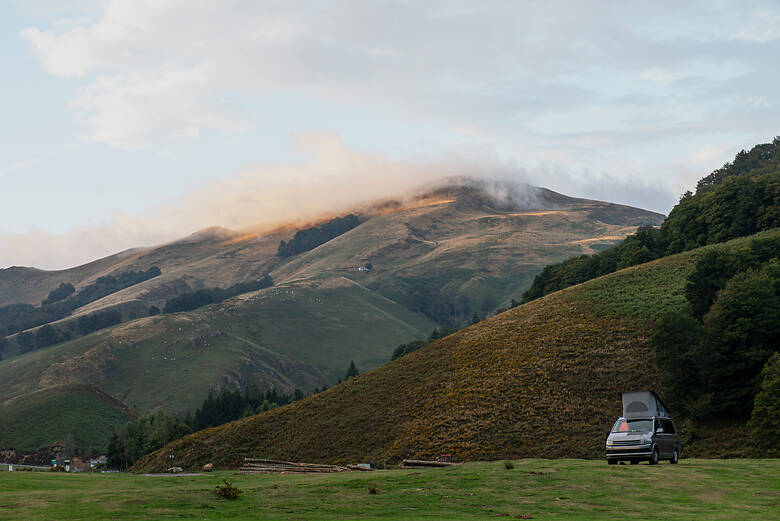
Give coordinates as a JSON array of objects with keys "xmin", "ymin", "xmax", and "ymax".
[
  {"xmin": 214, "ymin": 480, "xmax": 241, "ymax": 499},
  {"xmin": 698, "ymin": 264, "xmax": 780, "ymax": 416},
  {"xmin": 748, "ymin": 353, "xmax": 780, "ymax": 456},
  {"xmin": 503, "ymin": 460, "xmax": 514, "ymax": 470}
]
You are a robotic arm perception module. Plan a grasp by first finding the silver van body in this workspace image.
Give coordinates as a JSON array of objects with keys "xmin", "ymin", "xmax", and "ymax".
[{"xmin": 605, "ymin": 391, "xmax": 681, "ymax": 465}]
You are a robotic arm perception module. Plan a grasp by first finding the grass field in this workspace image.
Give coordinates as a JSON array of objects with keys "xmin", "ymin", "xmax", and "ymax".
[{"xmin": 1, "ymin": 459, "xmax": 777, "ymax": 520}]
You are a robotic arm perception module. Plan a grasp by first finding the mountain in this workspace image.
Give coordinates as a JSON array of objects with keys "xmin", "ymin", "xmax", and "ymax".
[
  {"xmin": 0, "ymin": 179, "xmax": 663, "ymax": 452},
  {"xmin": 134, "ymin": 229, "xmax": 780, "ymax": 472}
]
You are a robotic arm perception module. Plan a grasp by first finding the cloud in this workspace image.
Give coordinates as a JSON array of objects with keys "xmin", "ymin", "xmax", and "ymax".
[
  {"xmin": 71, "ymin": 68, "xmax": 246, "ymax": 149},
  {"xmin": 732, "ymin": 12, "xmax": 780, "ymax": 42},
  {"xmin": 20, "ymin": 1, "xmax": 780, "ymax": 150},
  {"xmin": 0, "ymin": 133, "xmax": 672, "ymax": 270},
  {"xmin": 0, "ymin": 134, "xmax": 460, "ymax": 269},
  {"xmin": 639, "ymin": 67, "xmax": 690, "ymax": 86}
]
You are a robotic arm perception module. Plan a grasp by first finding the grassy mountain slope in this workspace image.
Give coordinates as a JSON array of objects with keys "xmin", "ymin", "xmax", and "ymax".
[
  {"xmin": 0, "ymin": 227, "xmax": 289, "ymax": 308},
  {"xmin": 135, "ymin": 229, "xmax": 780, "ymax": 471},
  {"xmin": 0, "ymin": 384, "xmax": 135, "ymax": 453},
  {"xmin": 0, "ymin": 279, "xmax": 434, "ymax": 415},
  {"xmin": 271, "ymin": 186, "xmax": 663, "ymax": 311}
]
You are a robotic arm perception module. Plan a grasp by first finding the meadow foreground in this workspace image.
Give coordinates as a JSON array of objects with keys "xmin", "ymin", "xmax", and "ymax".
[{"xmin": 1, "ymin": 459, "xmax": 777, "ymax": 520}]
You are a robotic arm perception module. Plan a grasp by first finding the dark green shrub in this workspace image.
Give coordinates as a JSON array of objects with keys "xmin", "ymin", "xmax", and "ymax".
[
  {"xmin": 214, "ymin": 480, "xmax": 241, "ymax": 499},
  {"xmin": 748, "ymin": 353, "xmax": 780, "ymax": 456}
]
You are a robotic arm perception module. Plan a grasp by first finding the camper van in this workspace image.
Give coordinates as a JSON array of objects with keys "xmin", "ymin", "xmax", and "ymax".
[{"xmin": 605, "ymin": 391, "xmax": 681, "ymax": 465}]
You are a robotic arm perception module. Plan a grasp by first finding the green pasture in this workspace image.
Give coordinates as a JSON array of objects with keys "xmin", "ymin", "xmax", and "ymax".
[{"xmin": 1, "ymin": 459, "xmax": 777, "ymax": 520}]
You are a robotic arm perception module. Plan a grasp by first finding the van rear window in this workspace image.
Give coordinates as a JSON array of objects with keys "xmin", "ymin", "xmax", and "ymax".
[{"xmin": 612, "ymin": 419, "xmax": 652, "ymax": 433}]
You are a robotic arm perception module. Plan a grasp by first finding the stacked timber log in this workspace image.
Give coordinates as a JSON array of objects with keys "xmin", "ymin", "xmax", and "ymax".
[
  {"xmin": 240, "ymin": 458, "xmax": 371, "ymax": 474},
  {"xmin": 399, "ymin": 459, "xmax": 456, "ymax": 469}
]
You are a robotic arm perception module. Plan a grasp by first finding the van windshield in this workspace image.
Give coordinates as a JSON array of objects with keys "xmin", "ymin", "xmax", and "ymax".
[{"xmin": 611, "ymin": 419, "xmax": 652, "ymax": 433}]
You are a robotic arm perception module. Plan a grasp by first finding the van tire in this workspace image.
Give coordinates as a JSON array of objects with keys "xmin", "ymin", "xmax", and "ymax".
[
  {"xmin": 650, "ymin": 447, "xmax": 659, "ymax": 465},
  {"xmin": 670, "ymin": 448, "xmax": 679, "ymax": 464}
]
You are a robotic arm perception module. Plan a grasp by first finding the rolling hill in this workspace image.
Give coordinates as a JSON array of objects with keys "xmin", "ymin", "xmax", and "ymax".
[
  {"xmin": 0, "ymin": 384, "xmax": 135, "ymax": 454},
  {"xmin": 134, "ymin": 229, "xmax": 780, "ymax": 472},
  {"xmin": 0, "ymin": 179, "xmax": 664, "ymax": 452}
]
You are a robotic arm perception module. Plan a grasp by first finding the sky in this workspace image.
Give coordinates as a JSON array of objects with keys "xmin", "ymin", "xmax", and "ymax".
[{"xmin": 1, "ymin": 0, "xmax": 779, "ymax": 269}]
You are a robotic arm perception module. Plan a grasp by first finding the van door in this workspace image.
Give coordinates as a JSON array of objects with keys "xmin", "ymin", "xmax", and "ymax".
[
  {"xmin": 654, "ymin": 419, "xmax": 668, "ymax": 457},
  {"xmin": 663, "ymin": 419, "xmax": 677, "ymax": 455}
]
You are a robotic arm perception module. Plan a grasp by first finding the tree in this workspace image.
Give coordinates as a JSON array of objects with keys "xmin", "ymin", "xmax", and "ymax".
[
  {"xmin": 106, "ymin": 411, "xmax": 191, "ymax": 469},
  {"xmin": 35, "ymin": 324, "xmax": 59, "ymax": 349},
  {"xmin": 42, "ymin": 282, "xmax": 75, "ymax": 307},
  {"xmin": 651, "ymin": 311, "xmax": 703, "ymax": 414},
  {"xmin": 16, "ymin": 331, "xmax": 35, "ymax": 353},
  {"xmin": 345, "ymin": 360, "xmax": 359, "ymax": 379},
  {"xmin": 748, "ymin": 353, "xmax": 780, "ymax": 456},
  {"xmin": 684, "ymin": 249, "xmax": 740, "ymax": 319},
  {"xmin": 697, "ymin": 263, "xmax": 780, "ymax": 417}
]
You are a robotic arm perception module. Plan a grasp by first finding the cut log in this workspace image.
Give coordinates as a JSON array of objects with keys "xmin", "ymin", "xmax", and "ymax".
[{"xmin": 400, "ymin": 459, "xmax": 455, "ymax": 468}]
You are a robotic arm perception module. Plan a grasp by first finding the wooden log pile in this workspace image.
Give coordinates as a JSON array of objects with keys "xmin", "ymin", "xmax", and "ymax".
[
  {"xmin": 239, "ymin": 458, "xmax": 371, "ymax": 474},
  {"xmin": 399, "ymin": 459, "xmax": 456, "ymax": 469}
]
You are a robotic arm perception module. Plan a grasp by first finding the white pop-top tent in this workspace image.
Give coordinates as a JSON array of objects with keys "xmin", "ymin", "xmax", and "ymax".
[{"xmin": 621, "ymin": 391, "xmax": 670, "ymax": 419}]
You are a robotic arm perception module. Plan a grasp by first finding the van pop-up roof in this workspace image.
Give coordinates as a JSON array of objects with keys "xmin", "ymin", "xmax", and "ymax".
[{"xmin": 621, "ymin": 391, "xmax": 670, "ymax": 418}]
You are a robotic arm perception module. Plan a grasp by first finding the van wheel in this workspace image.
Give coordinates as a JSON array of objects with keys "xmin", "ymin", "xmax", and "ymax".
[
  {"xmin": 630, "ymin": 460, "xmax": 639, "ymax": 465},
  {"xmin": 650, "ymin": 447, "xmax": 659, "ymax": 465},
  {"xmin": 670, "ymin": 448, "xmax": 679, "ymax": 464}
]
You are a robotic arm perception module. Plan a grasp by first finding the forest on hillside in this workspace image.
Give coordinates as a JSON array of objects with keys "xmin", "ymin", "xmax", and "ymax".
[
  {"xmin": 277, "ymin": 214, "xmax": 360, "ymax": 257},
  {"xmin": 523, "ymin": 137, "xmax": 780, "ymax": 303},
  {"xmin": 162, "ymin": 275, "xmax": 273, "ymax": 314}
]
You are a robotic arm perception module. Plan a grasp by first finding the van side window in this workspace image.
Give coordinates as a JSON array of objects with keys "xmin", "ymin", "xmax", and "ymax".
[{"xmin": 663, "ymin": 419, "xmax": 676, "ymax": 434}]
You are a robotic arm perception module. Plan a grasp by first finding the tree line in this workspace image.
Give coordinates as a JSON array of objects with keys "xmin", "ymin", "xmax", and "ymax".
[
  {"xmin": 390, "ymin": 325, "xmax": 462, "ymax": 361},
  {"xmin": 522, "ymin": 138, "xmax": 780, "ymax": 303},
  {"xmin": 13, "ymin": 309, "xmax": 123, "ymax": 354},
  {"xmin": 105, "ymin": 361, "xmax": 363, "ymax": 469},
  {"xmin": 106, "ymin": 385, "xmax": 307, "ymax": 469},
  {"xmin": 404, "ymin": 282, "xmax": 498, "ymax": 326},
  {"xmin": 162, "ymin": 275, "xmax": 273, "ymax": 314},
  {"xmin": 277, "ymin": 214, "xmax": 360, "ymax": 257}
]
